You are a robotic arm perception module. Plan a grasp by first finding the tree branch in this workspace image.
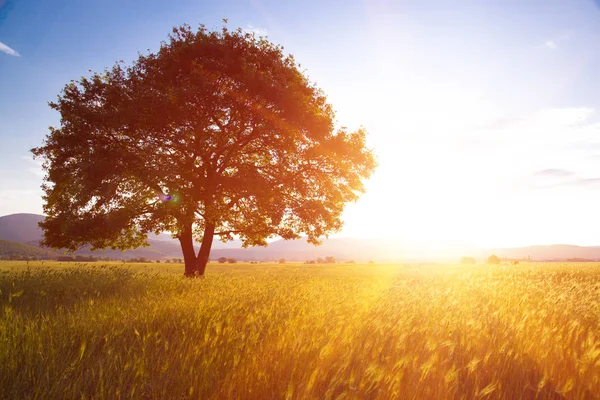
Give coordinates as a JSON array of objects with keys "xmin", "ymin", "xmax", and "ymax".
[
  {"xmin": 215, "ymin": 123, "xmax": 261, "ymax": 173},
  {"xmin": 226, "ymin": 196, "xmax": 240, "ymax": 209},
  {"xmin": 210, "ymin": 113, "xmax": 227, "ymax": 134}
]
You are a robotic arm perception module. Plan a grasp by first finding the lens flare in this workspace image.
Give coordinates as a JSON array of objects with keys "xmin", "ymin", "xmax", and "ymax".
[{"xmin": 157, "ymin": 193, "xmax": 172, "ymax": 202}]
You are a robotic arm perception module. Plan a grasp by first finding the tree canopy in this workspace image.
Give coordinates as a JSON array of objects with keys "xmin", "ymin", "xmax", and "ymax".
[
  {"xmin": 487, "ymin": 255, "xmax": 501, "ymax": 265},
  {"xmin": 32, "ymin": 24, "xmax": 376, "ymax": 276}
]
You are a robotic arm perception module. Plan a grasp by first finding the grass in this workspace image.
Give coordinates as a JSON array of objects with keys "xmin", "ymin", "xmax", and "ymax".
[{"xmin": 1, "ymin": 261, "xmax": 599, "ymax": 399}]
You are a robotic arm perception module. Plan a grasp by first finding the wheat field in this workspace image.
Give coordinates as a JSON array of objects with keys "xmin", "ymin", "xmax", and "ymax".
[{"xmin": 1, "ymin": 261, "xmax": 599, "ymax": 399}]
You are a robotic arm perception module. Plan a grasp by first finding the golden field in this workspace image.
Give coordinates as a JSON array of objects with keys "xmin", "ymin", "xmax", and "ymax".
[{"xmin": 1, "ymin": 261, "xmax": 599, "ymax": 399}]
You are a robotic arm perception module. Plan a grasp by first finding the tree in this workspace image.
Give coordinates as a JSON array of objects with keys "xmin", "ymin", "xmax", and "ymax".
[
  {"xmin": 460, "ymin": 256, "xmax": 476, "ymax": 265},
  {"xmin": 217, "ymin": 257, "xmax": 227, "ymax": 264},
  {"xmin": 487, "ymin": 255, "xmax": 501, "ymax": 265},
  {"xmin": 31, "ymin": 24, "xmax": 376, "ymax": 277}
]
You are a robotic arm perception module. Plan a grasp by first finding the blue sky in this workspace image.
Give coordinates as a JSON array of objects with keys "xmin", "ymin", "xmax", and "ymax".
[{"xmin": 2, "ymin": 0, "xmax": 600, "ymax": 247}]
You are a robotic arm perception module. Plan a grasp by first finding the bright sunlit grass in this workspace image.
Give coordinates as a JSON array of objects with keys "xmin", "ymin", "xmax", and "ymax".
[{"xmin": 1, "ymin": 261, "xmax": 599, "ymax": 398}]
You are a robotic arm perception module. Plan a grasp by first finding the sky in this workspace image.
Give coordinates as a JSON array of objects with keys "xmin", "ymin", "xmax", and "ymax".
[{"xmin": 2, "ymin": 0, "xmax": 600, "ymax": 248}]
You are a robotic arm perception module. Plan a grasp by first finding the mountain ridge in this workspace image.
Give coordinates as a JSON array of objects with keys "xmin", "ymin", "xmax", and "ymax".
[{"xmin": 2, "ymin": 213, "xmax": 600, "ymax": 262}]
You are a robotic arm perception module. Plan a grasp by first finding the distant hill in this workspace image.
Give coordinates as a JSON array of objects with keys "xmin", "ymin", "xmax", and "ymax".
[
  {"xmin": 0, "ymin": 213, "xmax": 45, "ymax": 243},
  {"xmin": 0, "ymin": 214, "xmax": 186, "ymax": 260},
  {"xmin": 478, "ymin": 244, "xmax": 600, "ymax": 262},
  {"xmin": 3, "ymin": 212, "xmax": 600, "ymax": 262},
  {"xmin": 0, "ymin": 239, "xmax": 58, "ymax": 259},
  {"xmin": 71, "ymin": 239, "xmax": 187, "ymax": 260}
]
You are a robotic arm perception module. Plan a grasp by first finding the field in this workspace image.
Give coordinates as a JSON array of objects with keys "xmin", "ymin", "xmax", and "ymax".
[{"xmin": 1, "ymin": 261, "xmax": 599, "ymax": 399}]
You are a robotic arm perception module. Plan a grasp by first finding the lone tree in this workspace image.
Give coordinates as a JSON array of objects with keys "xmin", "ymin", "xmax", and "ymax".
[
  {"xmin": 460, "ymin": 256, "xmax": 476, "ymax": 265},
  {"xmin": 487, "ymin": 255, "xmax": 501, "ymax": 265},
  {"xmin": 31, "ymin": 24, "xmax": 376, "ymax": 276}
]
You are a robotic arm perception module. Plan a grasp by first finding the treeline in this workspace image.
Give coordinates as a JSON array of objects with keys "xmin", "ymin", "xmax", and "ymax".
[
  {"xmin": 217, "ymin": 257, "xmax": 237, "ymax": 264},
  {"xmin": 57, "ymin": 255, "xmax": 100, "ymax": 262},
  {"xmin": 305, "ymin": 256, "xmax": 340, "ymax": 264},
  {"xmin": 0, "ymin": 239, "xmax": 57, "ymax": 260}
]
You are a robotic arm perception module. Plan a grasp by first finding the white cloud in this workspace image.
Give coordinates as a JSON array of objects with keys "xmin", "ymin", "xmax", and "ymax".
[
  {"xmin": 0, "ymin": 41, "xmax": 19, "ymax": 56},
  {"xmin": 542, "ymin": 30, "xmax": 573, "ymax": 51},
  {"xmin": 20, "ymin": 156, "xmax": 44, "ymax": 178},
  {"xmin": 244, "ymin": 25, "xmax": 268, "ymax": 36},
  {"xmin": 475, "ymin": 107, "xmax": 600, "ymax": 189},
  {"xmin": 530, "ymin": 107, "xmax": 594, "ymax": 128},
  {"xmin": 27, "ymin": 167, "xmax": 45, "ymax": 178},
  {"xmin": 534, "ymin": 169, "xmax": 575, "ymax": 178}
]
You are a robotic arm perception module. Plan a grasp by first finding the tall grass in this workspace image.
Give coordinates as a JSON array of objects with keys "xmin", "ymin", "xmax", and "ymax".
[{"xmin": 1, "ymin": 262, "xmax": 599, "ymax": 399}]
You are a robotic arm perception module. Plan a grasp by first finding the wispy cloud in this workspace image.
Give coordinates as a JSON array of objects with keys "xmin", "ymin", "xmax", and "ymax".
[
  {"xmin": 543, "ymin": 40, "xmax": 557, "ymax": 50},
  {"xmin": 542, "ymin": 30, "xmax": 573, "ymax": 51},
  {"xmin": 558, "ymin": 30, "xmax": 572, "ymax": 40},
  {"xmin": 480, "ymin": 115, "xmax": 526, "ymax": 130},
  {"xmin": 538, "ymin": 177, "xmax": 600, "ymax": 190},
  {"xmin": 244, "ymin": 25, "xmax": 268, "ymax": 36},
  {"xmin": 0, "ymin": 41, "xmax": 19, "ymax": 56},
  {"xmin": 20, "ymin": 156, "xmax": 44, "ymax": 178},
  {"xmin": 475, "ymin": 107, "xmax": 600, "ymax": 193},
  {"xmin": 535, "ymin": 169, "xmax": 575, "ymax": 178},
  {"xmin": 569, "ymin": 178, "xmax": 600, "ymax": 187},
  {"xmin": 483, "ymin": 108, "xmax": 595, "ymax": 135},
  {"xmin": 533, "ymin": 169, "xmax": 578, "ymax": 190}
]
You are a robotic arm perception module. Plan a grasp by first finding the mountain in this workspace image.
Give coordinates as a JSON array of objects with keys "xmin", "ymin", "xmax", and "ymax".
[
  {"xmin": 0, "ymin": 213, "xmax": 183, "ymax": 260},
  {"xmin": 479, "ymin": 244, "xmax": 600, "ymax": 261},
  {"xmin": 0, "ymin": 213, "xmax": 45, "ymax": 243},
  {"xmin": 0, "ymin": 214, "xmax": 240, "ymax": 260},
  {"xmin": 2, "ymin": 213, "xmax": 600, "ymax": 262}
]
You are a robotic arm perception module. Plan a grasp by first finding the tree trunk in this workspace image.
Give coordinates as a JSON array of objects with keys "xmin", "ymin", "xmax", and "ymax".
[
  {"xmin": 196, "ymin": 223, "xmax": 215, "ymax": 277},
  {"xmin": 178, "ymin": 226, "xmax": 197, "ymax": 277}
]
